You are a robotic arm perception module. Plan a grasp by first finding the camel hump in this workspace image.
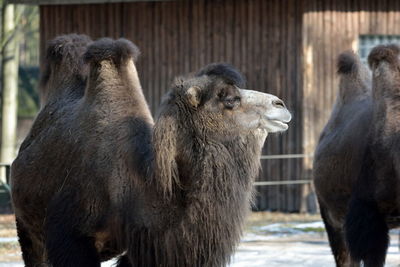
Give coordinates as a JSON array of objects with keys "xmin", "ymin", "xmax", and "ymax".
[
  {"xmin": 40, "ymin": 34, "xmax": 92, "ymax": 105},
  {"xmin": 336, "ymin": 51, "xmax": 371, "ymax": 101},
  {"xmin": 45, "ymin": 34, "xmax": 92, "ymax": 65},
  {"xmin": 84, "ymin": 38, "xmax": 140, "ymax": 67},
  {"xmin": 196, "ymin": 63, "xmax": 246, "ymax": 87},
  {"xmin": 368, "ymin": 44, "xmax": 400, "ymax": 69},
  {"xmin": 337, "ymin": 51, "xmax": 360, "ymax": 74}
]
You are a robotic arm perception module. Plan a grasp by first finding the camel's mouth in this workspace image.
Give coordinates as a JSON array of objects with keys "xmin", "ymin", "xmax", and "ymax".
[
  {"xmin": 263, "ymin": 119, "xmax": 289, "ymax": 133},
  {"xmin": 270, "ymin": 119, "xmax": 289, "ymax": 130},
  {"xmin": 238, "ymin": 88, "xmax": 292, "ymax": 133},
  {"xmin": 263, "ymin": 111, "xmax": 292, "ymax": 132}
]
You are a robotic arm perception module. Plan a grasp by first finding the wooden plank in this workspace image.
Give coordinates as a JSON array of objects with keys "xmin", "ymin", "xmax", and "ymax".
[
  {"xmin": 274, "ymin": 0, "xmax": 282, "ymax": 211},
  {"xmin": 264, "ymin": 0, "xmax": 273, "ymax": 208},
  {"xmin": 212, "ymin": 0, "xmax": 220, "ymax": 62},
  {"xmin": 181, "ymin": 1, "xmax": 190, "ymax": 73},
  {"xmin": 391, "ymin": 0, "xmax": 400, "ymax": 35},
  {"xmin": 283, "ymin": 0, "xmax": 290, "ymax": 211},
  {"xmin": 225, "ymin": 1, "xmax": 234, "ymax": 66},
  {"xmin": 191, "ymin": 1, "xmax": 199, "ymax": 70},
  {"xmin": 387, "ymin": 0, "xmax": 395, "ymax": 35},
  {"xmin": 287, "ymin": 0, "xmax": 299, "ymax": 211},
  {"xmin": 232, "ymin": 0, "xmax": 240, "ymax": 69},
  {"xmin": 152, "ymin": 1, "xmax": 161, "ymax": 113},
  {"xmin": 359, "ymin": 0, "xmax": 367, "ymax": 34}
]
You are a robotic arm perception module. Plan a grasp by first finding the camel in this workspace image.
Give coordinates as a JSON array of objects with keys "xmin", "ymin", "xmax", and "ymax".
[
  {"xmin": 313, "ymin": 51, "xmax": 372, "ymax": 267},
  {"xmin": 345, "ymin": 44, "xmax": 400, "ymax": 267},
  {"xmin": 11, "ymin": 35, "xmax": 292, "ymax": 266}
]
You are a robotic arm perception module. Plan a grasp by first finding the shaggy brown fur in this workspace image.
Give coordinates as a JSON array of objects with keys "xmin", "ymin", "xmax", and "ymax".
[
  {"xmin": 313, "ymin": 51, "xmax": 372, "ymax": 267},
  {"xmin": 344, "ymin": 44, "xmax": 400, "ymax": 267},
  {"xmin": 11, "ymin": 34, "xmax": 93, "ymax": 265},
  {"xmin": 12, "ymin": 35, "xmax": 290, "ymax": 266},
  {"xmin": 12, "ymin": 36, "xmax": 152, "ymax": 266},
  {"xmin": 39, "ymin": 34, "xmax": 92, "ymax": 106}
]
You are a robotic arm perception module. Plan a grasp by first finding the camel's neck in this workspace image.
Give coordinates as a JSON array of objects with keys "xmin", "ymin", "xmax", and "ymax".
[
  {"xmin": 41, "ymin": 71, "xmax": 85, "ymax": 107},
  {"xmin": 137, "ymin": 134, "xmax": 261, "ymax": 267},
  {"xmin": 372, "ymin": 96, "xmax": 400, "ymax": 142},
  {"xmin": 368, "ymin": 63, "xmax": 399, "ymax": 144},
  {"xmin": 177, "ymin": 133, "xmax": 261, "ymax": 229},
  {"xmin": 338, "ymin": 80, "xmax": 370, "ymax": 105},
  {"xmin": 183, "ymin": 133, "xmax": 261, "ymax": 190}
]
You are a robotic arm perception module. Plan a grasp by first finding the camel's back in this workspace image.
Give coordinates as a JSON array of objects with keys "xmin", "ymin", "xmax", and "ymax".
[{"xmin": 11, "ymin": 95, "xmax": 89, "ymax": 217}]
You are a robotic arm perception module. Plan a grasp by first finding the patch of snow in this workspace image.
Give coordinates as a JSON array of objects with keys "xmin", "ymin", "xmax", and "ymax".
[
  {"xmin": 294, "ymin": 221, "xmax": 325, "ymax": 229},
  {"xmin": 0, "ymin": 237, "xmax": 18, "ymax": 243},
  {"xmin": 3, "ymin": 222, "xmax": 400, "ymax": 267}
]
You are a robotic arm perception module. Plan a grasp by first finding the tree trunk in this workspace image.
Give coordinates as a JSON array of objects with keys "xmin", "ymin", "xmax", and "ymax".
[{"xmin": 1, "ymin": 4, "xmax": 19, "ymax": 184}]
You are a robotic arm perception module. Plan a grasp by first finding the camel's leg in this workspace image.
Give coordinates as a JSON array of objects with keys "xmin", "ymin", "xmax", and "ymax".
[
  {"xmin": 44, "ymin": 214, "xmax": 100, "ymax": 267},
  {"xmin": 16, "ymin": 219, "xmax": 47, "ymax": 267},
  {"xmin": 345, "ymin": 196, "xmax": 388, "ymax": 267},
  {"xmin": 116, "ymin": 255, "xmax": 132, "ymax": 267},
  {"xmin": 320, "ymin": 206, "xmax": 355, "ymax": 267},
  {"xmin": 44, "ymin": 193, "xmax": 100, "ymax": 267}
]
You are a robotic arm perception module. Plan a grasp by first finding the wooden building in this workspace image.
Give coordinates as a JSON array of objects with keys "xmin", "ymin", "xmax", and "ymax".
[{"xmin": 9, "ymin": 0, "xmax": 400, "ymax": 212}]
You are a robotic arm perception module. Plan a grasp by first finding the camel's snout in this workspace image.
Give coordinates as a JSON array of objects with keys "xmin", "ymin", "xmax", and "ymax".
[
  {"xmin": 238, "ymin": 89, "xmax": 292, "ymax": 133},
  {"xmin": 269, "ymin": 97, "xmax": 292, "ymax": 123}
]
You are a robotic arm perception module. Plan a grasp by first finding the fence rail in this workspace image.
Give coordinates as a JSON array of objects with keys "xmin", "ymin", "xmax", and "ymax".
[
  {"xmin": 260, "ymin": 154, "xmax": 313, "ymax": 160},
  {"xmin": 254, "ymin": 180, "xmax": 312, "ymax": 186},
  {"xmin": 256, "ymin": 154, "xmax": 313, "ymax": 187},
  {"xmin": 0, "ymin": 154, "xmax": 314, "ymax": 190}
]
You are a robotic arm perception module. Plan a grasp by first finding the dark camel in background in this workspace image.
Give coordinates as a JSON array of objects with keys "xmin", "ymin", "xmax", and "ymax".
[
  {"xmin": 314, "ymin": 51, "xmax": 372, "ymax": 267},
  {"xmin": 345, "ymin": 44, "xmax": 400, "ymax": 267}
]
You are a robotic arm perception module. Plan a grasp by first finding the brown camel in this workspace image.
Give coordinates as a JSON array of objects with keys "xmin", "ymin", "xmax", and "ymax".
[
  {"xmin": 11, "ymin": 35, "xmax": 291, "ymax": 267},
  {"xmin": 313, "ymin": 51, "xmax": 372, "ymax": 267},
  {"xmin": 345, "ymin": 44, "xmax": 400, "ymax": 267}
]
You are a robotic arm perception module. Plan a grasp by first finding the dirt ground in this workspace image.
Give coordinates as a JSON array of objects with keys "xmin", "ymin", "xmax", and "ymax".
[
  {"xmin": 0, "ymin": 212, "xmax": 399, "ymax": 267},
  {"xmin": 0, "ymin": 215, "xmax": 20, "ymax": 263}
]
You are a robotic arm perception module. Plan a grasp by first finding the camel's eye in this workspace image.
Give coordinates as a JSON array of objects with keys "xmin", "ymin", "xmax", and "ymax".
[{"xmin": 223, "ymin": 96, "xmax": 240, "ymax": 109}]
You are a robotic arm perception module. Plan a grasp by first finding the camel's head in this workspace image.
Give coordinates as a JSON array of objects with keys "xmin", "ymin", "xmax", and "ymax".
[
  {"xmin": 154, "ymin": 63, "xmax": 291, "ymax": 195},
  {"xmin": 235, "ymin": 88, "xmax": 292, "ymax": 133},
  {"xmin": 176, "ymin": 63, "xmax": 292, "ymax": 137}
]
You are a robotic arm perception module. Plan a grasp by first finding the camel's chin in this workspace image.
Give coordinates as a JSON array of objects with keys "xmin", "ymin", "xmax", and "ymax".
[{"xmin": 264, "ymin": 120, "xmax": 289, "ymax": 133}]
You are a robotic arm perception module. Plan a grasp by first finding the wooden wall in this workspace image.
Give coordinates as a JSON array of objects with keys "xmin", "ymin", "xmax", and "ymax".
[
  {"xmin": 39, "ymin": 0, "xmax": 300, "ymax": 212},
  {"xmin": 302, "ymin": 0, "xmax": 400, "ymax": 170}
]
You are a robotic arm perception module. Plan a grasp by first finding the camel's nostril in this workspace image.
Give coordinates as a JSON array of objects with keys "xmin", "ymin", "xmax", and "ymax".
[{"xmin": 273, "ymin": 100, "xmax": 285, "ymax": 108}]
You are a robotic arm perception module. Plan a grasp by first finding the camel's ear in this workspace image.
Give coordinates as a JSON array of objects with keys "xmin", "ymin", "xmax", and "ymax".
[
  {"xmin": 186, "ymin": 86, "xmax": 201, "ymax": 107},
  {"xmin": 153, "ymin": 113, "xmax": 181, "ymax": 197}
]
